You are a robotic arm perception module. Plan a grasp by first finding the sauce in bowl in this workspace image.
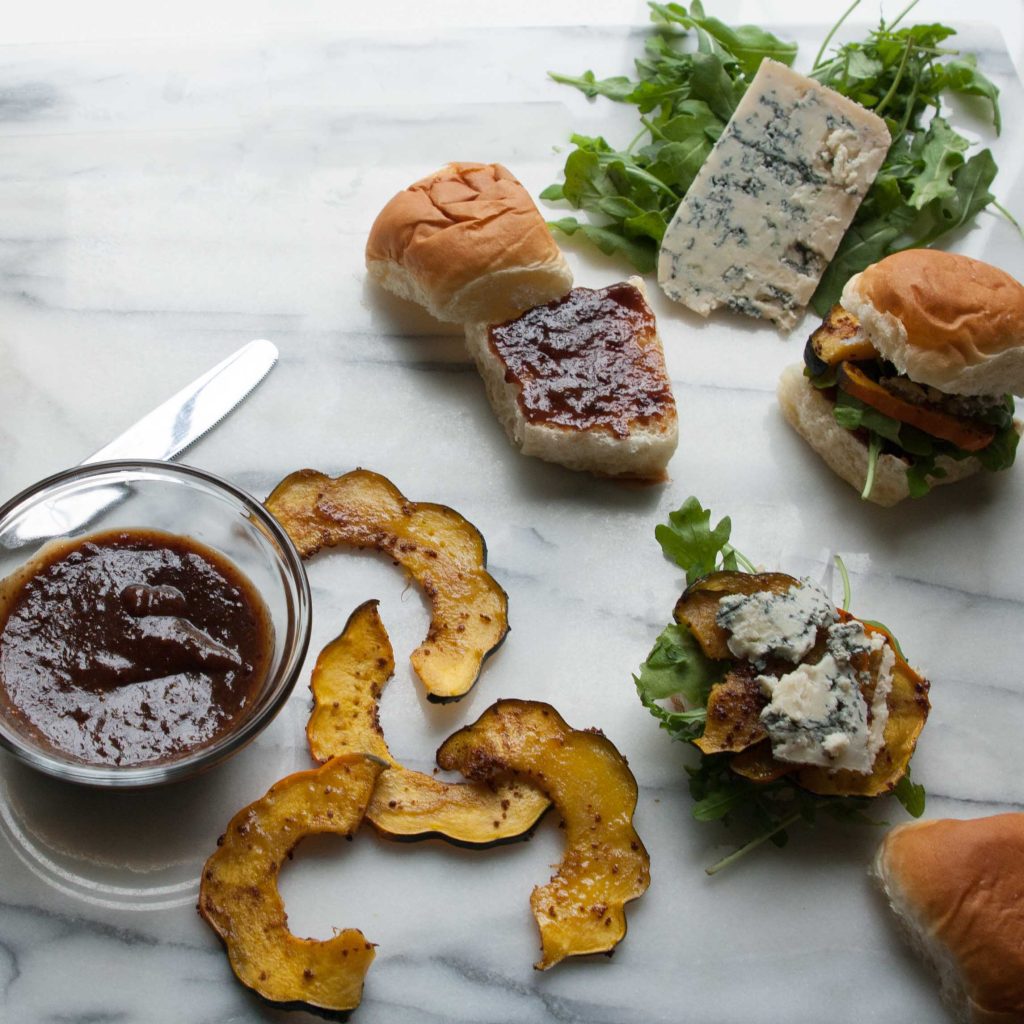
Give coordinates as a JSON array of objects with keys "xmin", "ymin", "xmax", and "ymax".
[{"xmin": 0, "ymin": 529, "xmax": 273, "ymax": 767}]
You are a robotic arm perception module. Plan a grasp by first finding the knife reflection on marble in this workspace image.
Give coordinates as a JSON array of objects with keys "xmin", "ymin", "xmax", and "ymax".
[{"xmin": 3, "ymin": 339, "xmax": 278, "ymax": 548}]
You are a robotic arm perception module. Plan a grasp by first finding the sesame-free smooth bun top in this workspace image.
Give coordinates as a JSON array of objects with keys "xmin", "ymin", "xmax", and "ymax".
[
  {"xmin": 365, "ymin": 162, "xmax": 573, "ymax": 324},
  {"xmin": 841, "ymin": 250, "xmax": 1024, "ymax": 395},
  {"xmin": 876, "ymin": 814, "xmax": 1024, "ymax": 1022}
]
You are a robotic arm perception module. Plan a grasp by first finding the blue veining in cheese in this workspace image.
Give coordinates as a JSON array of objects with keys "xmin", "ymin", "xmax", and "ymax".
[
  {"xmin": 758, "ymin": 622, "xmax": 895, "ymax": 774},
  {"xmin": 657, "ymin": 59, "xmax": 891, "ymax": 330},
  {"xmin": 715, "ymin": 578, "xmax": 836, "ymax": 667}
]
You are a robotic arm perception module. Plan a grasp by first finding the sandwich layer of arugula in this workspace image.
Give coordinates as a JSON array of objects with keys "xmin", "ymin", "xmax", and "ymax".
[
  {"xmin": 635, "ymin": 498, "xmax": 928, "ymax": 874},
  {"xmin": 544, "ymin": 0, "xmax": 1005, "ymax": 315}
]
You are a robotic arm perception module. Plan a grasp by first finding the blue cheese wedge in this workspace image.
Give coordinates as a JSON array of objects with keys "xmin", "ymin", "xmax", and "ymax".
[
  {"xmin": 657, "ymin": 59, "xmax": 891, "ymax": 330},
  {"xmin": 758, "ymin": 621, "xmax": 895, "ymax": 774},
  {"xmin": 715, "ymin": 578, "xmax": 836, "ymax": 667}
]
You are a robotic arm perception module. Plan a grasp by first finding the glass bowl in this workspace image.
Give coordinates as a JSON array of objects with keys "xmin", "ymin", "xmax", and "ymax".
[{"xmin": 0, "ymin": 460, "xmax": 311, "ymax": 787}]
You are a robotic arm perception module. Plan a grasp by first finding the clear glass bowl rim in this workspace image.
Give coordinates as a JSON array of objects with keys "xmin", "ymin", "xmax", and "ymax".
[{"xmin": 0, "ymin": 459, "xmax": 312, "ymax": 788}]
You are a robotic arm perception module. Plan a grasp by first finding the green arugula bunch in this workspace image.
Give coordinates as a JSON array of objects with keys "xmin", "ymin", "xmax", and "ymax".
[
  {"xmin": 634, "ymin": 498, "xmax": 926, "ymax": 874},
  {"xmin": 545, "ymin": 1, "xmax": 1005, "ymax": 314}
]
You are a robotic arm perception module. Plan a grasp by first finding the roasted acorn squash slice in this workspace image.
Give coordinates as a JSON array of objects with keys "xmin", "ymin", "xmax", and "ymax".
[
  {"xmin": 729, "ymin": 740, "xmax": 794, "ymax": 783},
  {"xmin": 694, "ymin": 670, "xmax": 768, "ymax": 755},
  {"xmin": 436, "ymin": 699, "xmax": 650, "ymax": 970},
  {"xmin": 307, "ymin": 601, "xmax": 549, "ymax": 845},
  {"xmin": 673, "ymin": 571, "xmax": 798, "ymax": 661},
  {"xmin": 808, "ymin": 304, "xmax": 877, "ymax": 369},
  {"xmin": 266, "ymin": 468, "xmax": 509, "ymax": 702},
  {"xmin": 199, "ymin": 753, "xmax": 385, "ymax": 1019}
]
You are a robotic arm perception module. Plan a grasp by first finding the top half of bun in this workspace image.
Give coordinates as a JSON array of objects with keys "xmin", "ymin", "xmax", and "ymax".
[
  {"xmin": 365, "ymin": 162, "xmax": 573, "ymax": 325},
  {"xmin": 840, "ymin": 250, "xmax": 1024, "ymax": 397},
  {"xmin": 874, "ymin": 814, "xmax": 1024, "ymax": 1023}
]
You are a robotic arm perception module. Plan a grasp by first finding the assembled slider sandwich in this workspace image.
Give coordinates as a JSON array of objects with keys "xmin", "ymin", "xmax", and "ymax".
[{"xmin": 779, "ymin": 250, "xmax": 1024, "ymax": 505}]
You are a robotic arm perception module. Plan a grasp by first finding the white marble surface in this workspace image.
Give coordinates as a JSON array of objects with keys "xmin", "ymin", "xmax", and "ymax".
[{"xmin": 1, "ymin": 4, "xmax": 1024, "ymax": 1022}]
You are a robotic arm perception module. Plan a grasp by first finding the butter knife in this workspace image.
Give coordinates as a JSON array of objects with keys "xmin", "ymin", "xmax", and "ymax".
[{"xmin": 3, "ymin": 339, "xmax": 278, "ymax": 547}]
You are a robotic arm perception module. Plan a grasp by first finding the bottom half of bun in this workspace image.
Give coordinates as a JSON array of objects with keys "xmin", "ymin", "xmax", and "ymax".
[
  {"xmin": 776, "ymin": 364, "xmax": 981, "ymax": 506},
  {"xmin": 464, "ymin": 318, "xmax": 677, "ymax": 480},
  {"xmin": 367, "ymin": 255, "xmax": 573, "ymax": 326}
]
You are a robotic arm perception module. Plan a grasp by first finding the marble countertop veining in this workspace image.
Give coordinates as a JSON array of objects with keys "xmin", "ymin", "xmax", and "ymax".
[{"xmin": 2, "ymin": 4, "xmax": 1024, "ymax": 1023}]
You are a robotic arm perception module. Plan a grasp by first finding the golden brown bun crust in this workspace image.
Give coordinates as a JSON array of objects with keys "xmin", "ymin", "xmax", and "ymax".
[
  {"xmin": 857, "ymin": 250, "xmax": 1024, "ymax": 358},
  {"xmin": 365, "ymin": 162, "xmax": 572, "ymax": 324},
  {"xmin": 878, "ymin": 814, "xmax": 1024, "ymax": 1022}
]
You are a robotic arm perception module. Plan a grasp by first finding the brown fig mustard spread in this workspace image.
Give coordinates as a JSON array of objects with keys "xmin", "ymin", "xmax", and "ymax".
[
  {"xmin": 486, "ymin": 282, "xmax": 674, "ymax": 439},
  {"xmin": 0, "ymin": 529, "xmax": 272, "ymax": 767}
]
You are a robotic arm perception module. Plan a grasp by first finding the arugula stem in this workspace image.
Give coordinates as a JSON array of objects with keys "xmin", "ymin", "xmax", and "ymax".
[
  {"xmin": 875, "ymin": 36, "xmax": 914, "ymax": 117},
  {"xmin": 888, "ymin": 0, "xmax": 922, "ymax": 31},
  {"xmin": 639, "ymin": 115, "xmax": 666, "ymax": 143},
  {"xmin": 993, "ymin": 199, "xmax": 1024, "ymax": 240},
  {"xmin": 812, "ymin": 0, "xmax": 861, "ymax": 71},
  {"xmin": 892, "ymin": 75, "xmax": 920, "ymax": 143},
  {"xmin": 625, "ymin": 124, "xmax": 651, "ymax": 155},
  {"xmin": 833, "ymin": 555, "xmax": 852, "ymax": 612},
  {"xmin": 722, "ymin": 543, "xmax": 757, "ymax": 574},
  {"xmin": 705, "ymin": 812, "xmax": 803, "ymax": 876},
  {"xmin": 861, "ymin": 432, "xmax": 882, "ymax": 500}
]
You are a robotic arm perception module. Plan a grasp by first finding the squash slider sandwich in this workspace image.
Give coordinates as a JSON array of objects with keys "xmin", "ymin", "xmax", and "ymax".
[{"xmin": 778, "ymin": 250, "xmax": 1024, "ymax": 505}]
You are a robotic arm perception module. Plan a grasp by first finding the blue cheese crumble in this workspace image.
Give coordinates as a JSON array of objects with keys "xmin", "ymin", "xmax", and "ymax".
[
  {"xmin": 759, "ymin": 622, "xmax": 894, "ymax": 774},
  {"xmin": 714, "ymin": 577, "xmax": 896, "ymax": 773},
  {"xmin": 715, "ymin": 578, "xmax": 837, "ymax": 666}
]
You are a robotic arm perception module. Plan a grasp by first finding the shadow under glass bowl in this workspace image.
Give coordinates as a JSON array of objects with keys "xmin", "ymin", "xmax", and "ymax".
[{"xmin": 0, "ymin": 460, "xmax": 311, "ymax": 787}]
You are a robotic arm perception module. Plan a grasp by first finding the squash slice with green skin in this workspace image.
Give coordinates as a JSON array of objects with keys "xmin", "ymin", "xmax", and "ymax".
[
  {"xmin": 198, "ymin": 753, "xmax": 385, "ymax": 1019},
  {"xmin": 308, "ymin": 601, "xmax": 550, "ymax": 846},
  {"xmin": 266, "ymin": 468, "xmax": 509, "ymax": 702},
  {"xmin": 693, "ymin": 670, "xmax": 767, "ymax": 755},
  {"xmin": 437, "ymin": 699, "xmax": 650, "ymax": 970}
]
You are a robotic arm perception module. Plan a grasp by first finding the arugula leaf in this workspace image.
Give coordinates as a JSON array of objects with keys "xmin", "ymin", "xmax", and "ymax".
[
  {"xmin": 976, "ymin": 423, "xmax": 1021, "ymax": 472},
  {"xmin": 908, "ymin": 117, "xmax": 969, "ymax": 209},
  {"xmin": 548, "ymin": 70, "xmax": 635, "ymax": 102},
  {"xmin": 655, "ymin": 496, "xmax": 736, "ymax": 583},
  {"xmin": 635, "ymin": 622, "xmax": 724, "ymax": 705},
  {"xmin": 942, "ymin": 55, "xmax": 1001, "ymax": 135},
  {"xmin": 893, "ymin": 767, "xmax": 927, "ymax": 818},
  {"xmin": 649, "ymin": 1, "xmax": 798, "ymax": 78},
  {"xmin": 918, "ymin": 149, "xmax": 997, "ymax": 245}
]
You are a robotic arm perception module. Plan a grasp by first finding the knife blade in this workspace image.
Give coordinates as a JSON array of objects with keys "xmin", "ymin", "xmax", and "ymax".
[
  {"xmin": 3, "ymin": 339, "xmax": 278, "ymax": 548},
  {"xmin": 83, "ymin": 339, "xmax": 278, "ymax": 464}
]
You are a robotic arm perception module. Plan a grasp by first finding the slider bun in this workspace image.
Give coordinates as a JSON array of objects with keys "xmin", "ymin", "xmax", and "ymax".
[
  {"xmin": 776, "ymin": 364, "xmax": 980, "ymax": 506},
  {"xmin": 873, "ymin": 814, "xmax": 1024, "ymax": 1024},
  {"xmin": 366, "ymin": 162, "xmax": 573, "ymax": 325},
  {"xmin": 841, "ymin": 250, "xmax": 1024, "ymax": 396}
]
